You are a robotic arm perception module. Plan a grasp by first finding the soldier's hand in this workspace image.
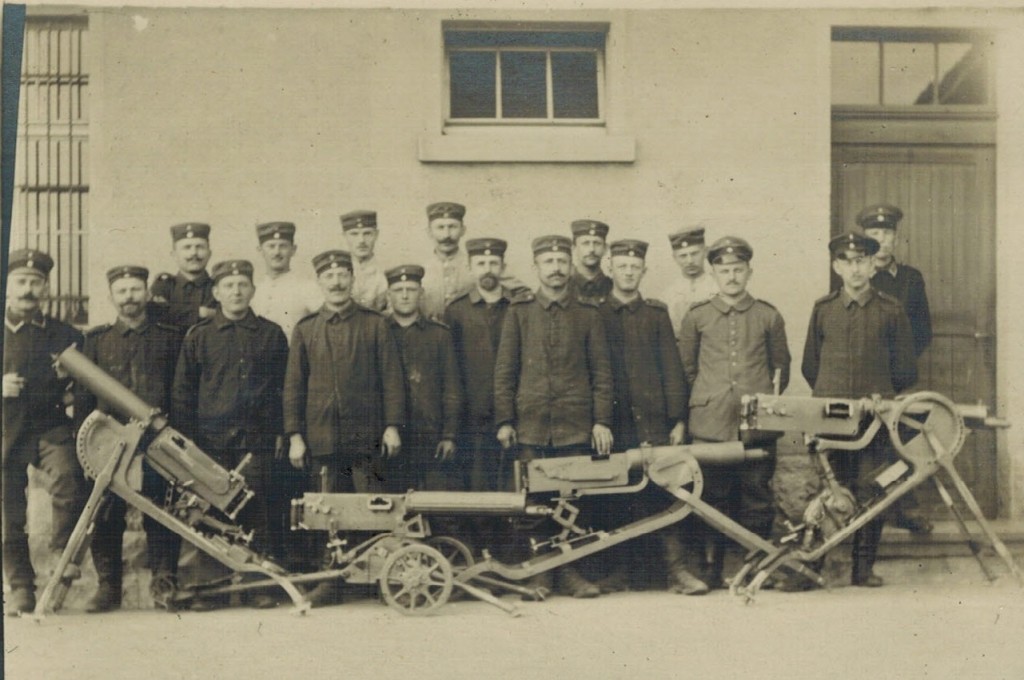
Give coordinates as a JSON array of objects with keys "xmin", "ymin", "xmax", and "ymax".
[
  {"xmin": 288, "ymin": 434, "xmax": 308, "ymax": 470},
  {"xmin": 198, "ymin": 305, "xmax": 217, "ymax": 320},
  {"xmin": 497, "ymin": 424, "xmax": 517, "ymax": 450},
  {"xmin": 435, "ymin": 439, "xmax": 456, "ymax": 462},
  {"xmin": 3, "ymin": 373, "xmax": 26, "ymax": 398},
  {"xmin": 591, "ymin": 424, "xmax": 613, "ymax": 457},
  {"xmin": 382, "ymin": 426, "xmax": 401, "ymax": 458},
  {"xmin": 669, "ymin": 421, "xmax": 686, "ymax": 446}
]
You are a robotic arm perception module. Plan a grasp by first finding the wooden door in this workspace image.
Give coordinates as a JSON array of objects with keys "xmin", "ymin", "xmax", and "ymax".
[{"xmin": 832, "ymin": 144, "xmax": 997, "ymax": 517}]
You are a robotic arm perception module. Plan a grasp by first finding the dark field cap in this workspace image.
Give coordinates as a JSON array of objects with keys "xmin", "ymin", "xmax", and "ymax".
[
  {"xmin": 426, "ymin": 202, "xmax": 466, "ymax": 221},
  {"xmin": 856, "ymin": 204, "xmax": 904, "ymax": 230},
  {"xmin": 829, "ymin": 231, "xmax": 880, "ymax": 259},
  {"xmin": 256, "ymin": 221, "xmax": 296, "ymax": 244},
  {"xmin": 106, "ymin": 265, "xmax": 149, "ymax": 284},
  {"xmin": 170, "ymin": 222, "xmax": 211, "ymax": 242},
  {"xmin": 466, "ymin": 238, "xmax": 507, "ymax": 257},
  {"xmin": 211, "ymin": 259, "xmax": 254, "ymax": 283},
  {"xmin": 531, "ymin": 235, "xmax": 573, "ymax": 256},
  {"xmin": 340, "ymin": 210, "xmax": 377, "ymax": 231},
  {"xmin": 707, "ymin": 236, "xmax": 753, "ymax": 264},
  {"xmin": 313, "ymin": 250, "xmax": 353, "ymax": 274},
  {"xmin": 8, "ymin": 248, "xmax": 54, "ymax": 277},
  {"xmin": 668, "ymin": 226, "xmax": 706, "ymax": 250},
  {"xmin": 608, "ymin": 239, "xmax": 649, "ymax": 259},
  {"xmin": 571, "ymin": 219, "xmax": 610, "ymax": 239},
  {"xmin": 385, "ymin": 264, "xmax": 425, "ymax": 286}
]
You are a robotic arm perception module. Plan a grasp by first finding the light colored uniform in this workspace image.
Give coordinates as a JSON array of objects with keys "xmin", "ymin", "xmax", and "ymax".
[
  {"xmin": 660, "ymin": 271, "xmax": 719, "ymax": 337},
  {"xmin": 251, "ymin": 270, "xmax": 321, "ymax": 342},
  {"xmin": 352, "ymin": 256, "xmax": 389, "ymax": 312},
  {"xmin": 421, "ymin": 249, "xmax": 475, "ymax": 320}
]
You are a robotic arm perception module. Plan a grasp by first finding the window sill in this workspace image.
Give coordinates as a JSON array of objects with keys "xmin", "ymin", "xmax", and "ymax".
[{"xmin": 418, "ymin": 131, "xmax": 636, "ymax": 163}]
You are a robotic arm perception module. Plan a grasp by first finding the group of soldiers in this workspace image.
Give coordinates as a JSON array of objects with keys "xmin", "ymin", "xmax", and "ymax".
[{"xmin": 3, "ymin": 200, "xmax": 931, "ymax": 616}]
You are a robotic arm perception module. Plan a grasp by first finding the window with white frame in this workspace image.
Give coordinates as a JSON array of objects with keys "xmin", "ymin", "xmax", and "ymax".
[{"xmin": 445, "ymin": 27, "xmax": 606, "ymax": 125}]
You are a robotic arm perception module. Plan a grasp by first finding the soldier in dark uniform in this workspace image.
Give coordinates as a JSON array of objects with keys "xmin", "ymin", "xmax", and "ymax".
[
  {"xmin": 384, "ymin": 265, "xmax": 462, "ymax": 492},
  {"xmin": 859, "ymin": 203, "xmax": 934, "ymax": 535},
  {"xmin": 78, "ymin": 265, "xmax": 184, "ymax": 612},
  {"xmin": 802, "ymin": 232, "xmax": 917, "ymax": 587},
  {"xmin": 678, "ymin": 236, "xmax": 791, "ymax": 589},
  {"xmin": 597, "ymin": 239, "xmax": 698, "ymax": 594},
  {"xmin": 494, "ymin": 235, "xmax": 614, "ymax": 599},
  {"xmin": 284, "ymin": 249, "xmax": 405, "ymax": 607},
  {"xmin": 568, "ymin": 219, "xmax": 613, "ymax": 303},
  {"xmin": 171, "ymin": 259, "xmax": 290, "ymax": 609},
  {"xmin": 150, "ymin": 222, "xmax": 217, "ymax": 330},
  {"xmin": 3, "ymin": 249, "xmax": 87, "ymax": 616}
]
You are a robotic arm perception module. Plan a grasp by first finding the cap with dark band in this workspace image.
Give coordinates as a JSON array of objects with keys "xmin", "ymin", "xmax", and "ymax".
[
  {"xmin": 256, "ymin": 221, "xmax": 296, "ymax": 244},
  {"xmin": 312, "ymin": 250, "xmax": 353, "ymax": 274},
  {"xmin": 829, "ymin": 231, "xmax": 880, "ymax": 259},
  {"xmin": 856, "ymin": 204, "xmax": 904, "ymax": 230},
  {"xmin": 340, "ymin": 210, "xmax": 377, "ymax": 231},
  {"xmin": 106, "ymin": 265, "xmax": 149, "ymax": 284},
  {"xmin": 571, "ymin": 219, "xmax": 610, "ymax": 239},
  {"xmin": 427, "ymin": 202, "xmax": 466, "ymax": 221},
  {"xmin": 211, "ymin": 259, "xmax": 254, "ymax": 283},
  {"xmin": 8, "ymin": 248, "xmax": 54, "ymax": 277},
  {"xmin": 466, "ymin": 237, "xmax": 507, "ymax": 257},
  {"xmin": 385, "ymin": 264, "xmax": 425, "ymax": 286},
  {"xmin": 609, "ymin": 239, "xmax": 649, "ymax": 259},
  {"xmin": 170, "ymin": 222, "xmax": 211, "ymax": 242},
  {"xmin": 707, "ymin": 236, "xmax": 753, "ymax": 264},
  {"xmin": 668, "ymin": 226, "xmax": 706, "ymax": 250},
  {"xmin": 532, "ymin": 235, "xmax": 573, "ymax": 256}
]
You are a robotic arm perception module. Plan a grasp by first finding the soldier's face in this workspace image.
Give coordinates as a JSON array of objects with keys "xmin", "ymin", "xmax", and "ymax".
[
  {"xmin": 864, "ymin": 228, "xmax": 896, "ymax": 260},
  {"xmin": 318, "ymin": 267, "xmax": 353, "ymax": 306},
  {"xmin": 428, "ymin": 218, "xmax": 465, "ymax": 255},
  {"xmin": 573, "ymin": 235, "xmax": 606, "ymax": 268},
  {"xmin": 387, "ymin": 281, "xmax": 422, "ymax": 317},
  {"xmin": 832, "ymin": 253, "xmax": 874, "ymax": 293},
  {"xmin": 173, "ymin": 238, "xmax": 211, "ymax": 274},
  {"xmin": 533, "ymin": 251, "xmax": 572, "ymax": 290},
  {"xmin": 258, "ymin": 238, "xmax": 297, "ymax": 273},
  {"xmin": 610, "ymin": 255, "xmax": 646, "ymax": 293},
  {"xmin": 109, "ymin": 277, "xmax": 148, "ymax": 320},
  {"xmin": 344, "ymin": 227, "xmax": 378, "ymax": 261},
  {"xmin": 5, "ymin": 272, "xmax": 47, "ymax": 314},
  {"xmin": 711, "ymin": 260, "xmax": 752, "ymax": 298},
  {"xmin": 673, "ymin": 244, "xmax": 707, "ymax": 278},
  {"xmin": 469, "ymin": 254, "xmax": 505, "ymax": 291},
  {"xmin": 213, "ymin": 274, "xmax": 255, "ymax": 317}
]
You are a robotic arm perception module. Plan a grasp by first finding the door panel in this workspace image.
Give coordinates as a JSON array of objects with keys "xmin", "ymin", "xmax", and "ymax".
[{"xmin": 832, "ymin": 144, "xmax": 997, "ymax": 516}]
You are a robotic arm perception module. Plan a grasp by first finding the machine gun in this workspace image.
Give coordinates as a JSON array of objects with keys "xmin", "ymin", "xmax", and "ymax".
[
  {"xmin": 731, "ymin": 391, "xmax": 1021, "ymax": 599},
  {"xmin": 34, "ymin": 346, "xmax": 309, "ymax": 618}
]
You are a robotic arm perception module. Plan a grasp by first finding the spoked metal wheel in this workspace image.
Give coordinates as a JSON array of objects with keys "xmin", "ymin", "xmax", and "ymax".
[
  {"xmin": 425, "ymin": 536, "xmax": 475, "ymax": 571},
  {"xmin": 888, "ymin": 391, "xmax": 967, "ymax": 465},
  {"xmin": 379, "ymin": 543, "xmax": 453, "ymax": 616}
]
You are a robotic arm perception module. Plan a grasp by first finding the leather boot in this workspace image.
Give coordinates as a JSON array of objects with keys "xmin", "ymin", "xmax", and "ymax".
[
  {"xmin": 306, "ymin": 580, "xmax": 343, "ymax": 608},
  {"xmin": 557, "ymin": 566, "xmax": 601, "ymax": 599},
  {"xmin": 85, "ymin": 584, "xmax": 122, "ymax": 613},
  {"xmin": 5, "ymin": 588, "xmax": 36, "ymax": 617}
]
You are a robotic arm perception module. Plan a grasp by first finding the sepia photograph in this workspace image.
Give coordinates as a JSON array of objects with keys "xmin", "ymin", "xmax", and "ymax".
[{"xmin": 3, "ymin": 1, "xmax": 1024, "ymax": 678}]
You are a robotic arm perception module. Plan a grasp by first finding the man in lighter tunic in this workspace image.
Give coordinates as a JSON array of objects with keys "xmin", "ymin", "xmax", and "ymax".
[
  {"xmin": 342, "ymin": 210, "xmax": 389, "ymax": 312},
  {"xmin": 250, "ymin": 221, "xmax": 320, "ymax": 342},
  {"xmin": 659, "ymin": 226, "xmax": 719, "ymax": 336}
]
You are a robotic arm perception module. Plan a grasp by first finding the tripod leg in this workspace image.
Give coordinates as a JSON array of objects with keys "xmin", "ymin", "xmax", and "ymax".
[{"xmin": 931, "ymin": 476, "xmax": 995, "ymax": 582}]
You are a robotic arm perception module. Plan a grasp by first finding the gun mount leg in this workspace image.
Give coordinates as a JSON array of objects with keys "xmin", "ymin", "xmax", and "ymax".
[
  {"xmin": 932, "ymin": 476, "xmax": 996, "ymax": 582},
  {"xmin": 378, "ymin": 543, "xmax": 454, "ymax": 616}
]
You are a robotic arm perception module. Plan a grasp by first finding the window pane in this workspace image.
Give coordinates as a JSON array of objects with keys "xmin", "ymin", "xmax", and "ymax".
[
  {"xmin": 883, "ymin": 42, "xmax": 935, "ymax": 105},
  {"xmin": 449, "ymin": 50, "xmax": 496, "ymax": 118},
  {"xmin": 551, "ymin": 51, "xmax": 598, "ymax": 118},
  {"xmin": 832, "ymin": 41, "xmax": 880, "ymax": 105},
  {"xmin": 501, "ymin": 51, "xmax": 547, "ymax": 118},
  {"xmin": 446, "ymin": 30, "xmax": 604, "ymax": 50},
  {"xmin": 937, "ymin": 42, "xmax": 986, "ymax": 104}
]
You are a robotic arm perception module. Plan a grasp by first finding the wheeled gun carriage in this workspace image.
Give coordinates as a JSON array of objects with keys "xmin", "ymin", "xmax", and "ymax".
[{"xmin": 36, "ymin": 346, "xmax": 1019, "ymax": 618}]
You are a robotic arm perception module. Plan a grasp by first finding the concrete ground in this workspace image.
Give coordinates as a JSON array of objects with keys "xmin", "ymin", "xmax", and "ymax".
[{"xmin": 5, "ymin": 558, "xmax": 1024, "ymax": 680}]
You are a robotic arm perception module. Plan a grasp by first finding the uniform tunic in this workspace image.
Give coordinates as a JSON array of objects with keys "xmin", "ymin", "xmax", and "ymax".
[
  {"xmin": 150, "ymin": 271, "xmax": 216, "ymax": 330},
  {"xmin": 421, "ymin": 249, "xmax": 475, "ymax": 320},
  {"xmin": 250, "ymin": 270, "xmax": 321, "ymax": 342},
  {"xmin": 599, "ymin": 295, "xmax": 687, "ymax": 448},
  {"xmin": 660, "ymin": 271, "xmax": 719, "ymax": 337},
  {"xmin": 352, "ymin": 257, "xmax": 389, "ymax": 312},
  {"xmin": 678, "ymin": 293, "xmax": 791, "ymax": 442},
  {"xmin": 283, "ymin": 301, "xmax": 406, "ymax": 460},
  {"xmin": 570, "ymin": 268, "xmax": 613, "ymax": 305},
  {"xmin": 871, "ymin": 262, "xmax": 932, "ymax": 358},
  {"xmin": 494, "ymin": 290, "xmax": 613, "ymax": 448}
]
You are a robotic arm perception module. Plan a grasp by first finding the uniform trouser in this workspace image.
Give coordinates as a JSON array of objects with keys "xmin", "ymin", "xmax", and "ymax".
[
  {"xmin": 387, "ymin": 432, "xmax": 461, "ymax": 493},
  {"xmin": 830, "ymin": 429, "xmax": 891, "ymax": 579},
  {"xmin": 89, "ymin": 464, "xmax": 181, "ymax": 591},
  {"xmin": 458, "ymin": 431, "xmax": 515, "ymax": 559},
  {"xmin": 2, "ymin": 423, "xmax": 88, "ymax": 591}
]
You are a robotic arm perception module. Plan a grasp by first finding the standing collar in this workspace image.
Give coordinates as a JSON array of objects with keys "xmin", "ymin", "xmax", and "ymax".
[
  {"xmin": 841, "ymin": 287, "xmax": 875, "ymax": 308},
  {"xmin": 5, "ymin": 308, "xmax": 46, "ymax": 332},
  {"xmin": 609, "ymin": 292, "xmax": 642, "ymax": 312},
  {"xmin": 536, "ymin": 288, "xmax": 571, "ymax": 310},
  {"xmin": 469, "ymin": 286, "xmax": 509, "ymax": 305},
  {"xmin": 433, "ymin": 247, "xmax": 463, "ymax": 263},
  {"xmin": 115, "ymin": 317, "xmax": 151, "ymax": 335},
  {"xmin": 709, "ymin": 292, "xmax": 755, "ymax": 314},
  {"xmin": 320, "ymin": 298, "xmax": 357, "ymax": 321},
  {"xmin": 214, "ymin": 308, "xmax": 259, "ymax": 329},
  {"xmin": 177, "ymin": 270, "xmax": 211, "ymax": 287}
]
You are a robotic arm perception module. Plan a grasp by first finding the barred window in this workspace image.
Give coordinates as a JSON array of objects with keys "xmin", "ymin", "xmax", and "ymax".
[{"xmin": 11, "ymin": 15, "xmax": 90, "ymax": 324}]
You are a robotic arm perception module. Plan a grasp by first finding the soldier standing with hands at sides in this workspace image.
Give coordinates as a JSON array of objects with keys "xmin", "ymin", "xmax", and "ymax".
[
  {"xmin": 3, "ymin": 249, "xmax": 87, "ymax": 617},
  {"xmin": 171, "ymin": 260, "xmax": 290, "ymax": 609},
  {"xmin": 343, "ymin": 210, "xmax": 389, "ymax": 312},
  {"xmin": 678, "ymin": 236, "xmax": 791, "ymax": 590},
  {"xmin": 494, "ymin": 235, "xmax": 614, "ymax": 599},
  {"xmin": 568, "ymin": 219, "xmax": 613, "ymax": 304},
  {"xmin": 660, "ymin": 226, "xmax": 719, "ymax": 337},
  {"xmin": 802, "ymin": 232, "xmax": 917, "ymax": 588},
  {"xmin": 250, "ymin": 221, "xmax": 321, "ymax": 342},
  {"xmin": 150, "ymin": 223, "xmax": 217, "ymax": 329},
  {"xmin": 384, "ymin": 264, "xmax": 462, "ymax": 492},
  {"xmin": 78, "ymin": 266, "xmax": 184, "ymax": 613},
  {"xmin": 284, "ymin": 249, "xmax": 405, "ymax": 607},
  {"xmin": 421, "ymin": 202, "xmax": 476, "ymax": 319}
]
